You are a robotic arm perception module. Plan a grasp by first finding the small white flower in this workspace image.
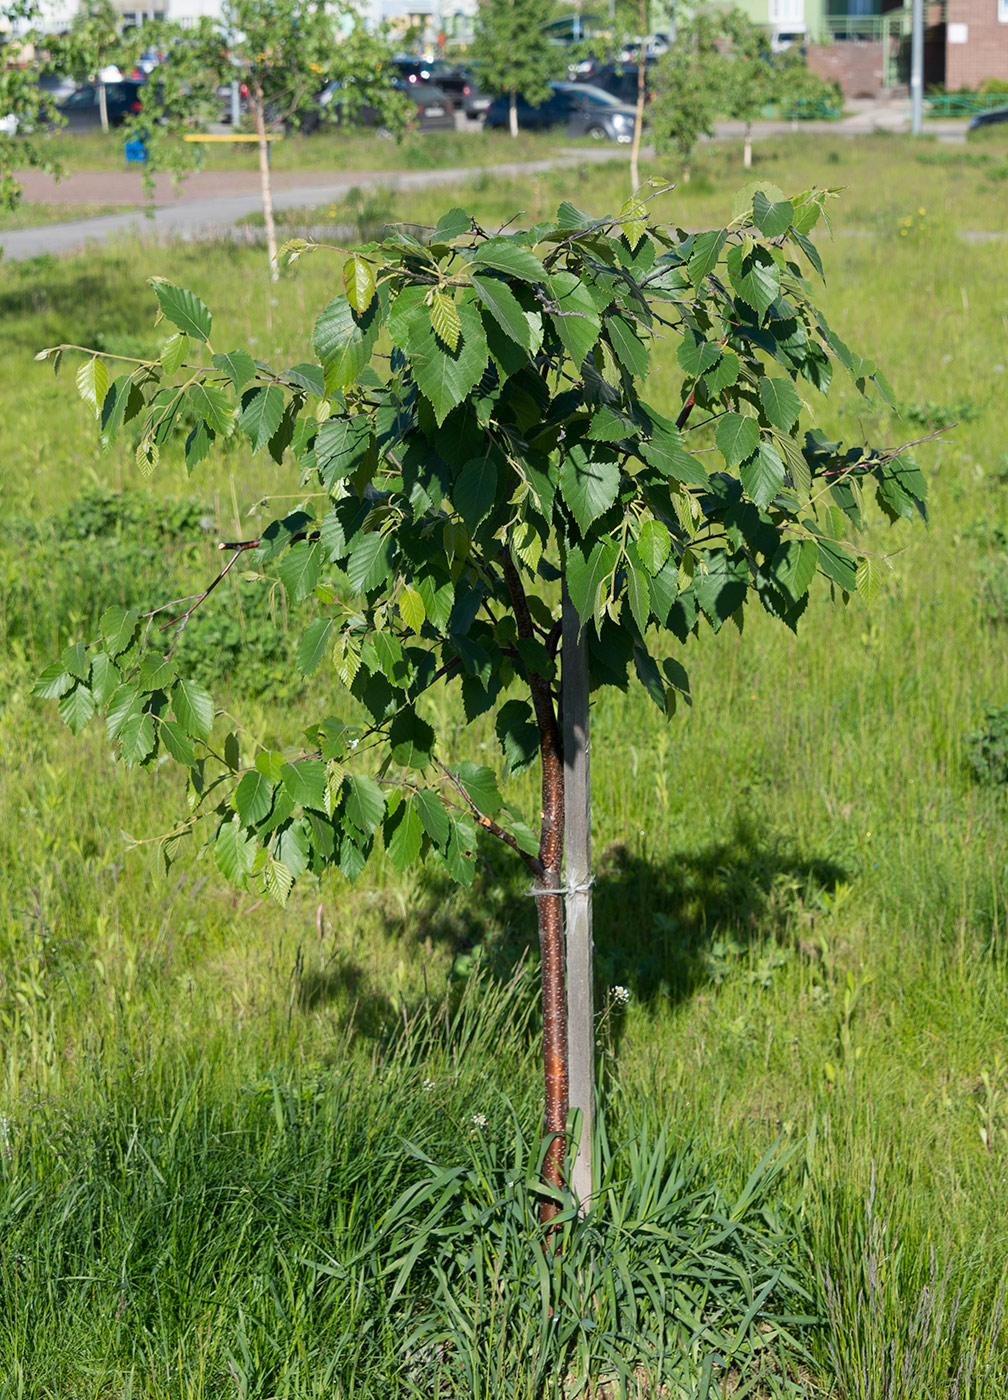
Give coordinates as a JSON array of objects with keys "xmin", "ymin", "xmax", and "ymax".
[
  {"xmin": 422, "ymin": 1077, "xmax": 435, "ymax": 1092},
  {"xmin": 612, "ymin": 985, "xmax": 631, "ymax": 1006},
  {"xmin": 471, "ymin": 1112, "xmax": 488, "ymax": 1128}
]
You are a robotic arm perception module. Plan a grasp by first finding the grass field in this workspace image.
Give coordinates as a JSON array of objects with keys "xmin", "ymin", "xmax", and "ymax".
[{"xmin": 2, "ymin": 130, "xmax": 1008, "ymax": 1396}]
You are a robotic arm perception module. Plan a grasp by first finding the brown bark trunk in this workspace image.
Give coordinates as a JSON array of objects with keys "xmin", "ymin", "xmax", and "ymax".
[
  {"xmin": 252, "ymin": 85, "xmax": 279, "ymax": 283},
  {"xmin": 501, "ymin": 548, "xmax": 567, "ymax": 1221}
]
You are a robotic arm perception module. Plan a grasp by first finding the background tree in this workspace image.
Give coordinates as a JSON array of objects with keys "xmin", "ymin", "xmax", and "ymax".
[
  {"xmin": 0, "ymin": 0, "xmax": 64, "ymax": 208},
  {"xmin": 56, "ymin": 0, "xmax": 132, "ymax": 133},
  {"xmin": 471, "ymin": 0, "xmax": 558, "ymax": 136},
  {"xmin": 36, "ymin": 189, "xmax": 926, "ymax": 1210},
  {"xmin": 717, "ymin": 8, "xmax": 778, "ymax": 169},
  {"xmin": 649, "ymin": 13, "xmax": 723, "ymax": 181}
]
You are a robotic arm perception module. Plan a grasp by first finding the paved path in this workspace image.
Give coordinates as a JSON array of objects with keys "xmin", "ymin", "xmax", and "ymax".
[{"xmin": 1, "ymin": 102, "xmax": 969, "ymax": 264}]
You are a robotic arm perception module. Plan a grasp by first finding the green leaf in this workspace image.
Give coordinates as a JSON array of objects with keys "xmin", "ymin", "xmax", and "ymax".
[
  {"xmin": 624, "ymin": 554, "xmax": 651, "ymax": 636},
  {"xmin": 59, "ymin": 684, "xmax": 95, "ymax": 735},
  {"xmin": 173, "ymin": 677, "xmax": 214, "ymax": 741},
  {"xmin": 313, "ymin": 294, "xmax": 377, "ymax": 393},
  {"xmin": 389, "ymin": 711, "xmax": 436, "ymax": 769},
  {"xmin": 455, "ymin": 761, "xmax": 501, "ymax": 814},
  {"xmin": 471, "ymin": 274, "xmax": 532, "ymax": 350},
  {"xmin": 346, "ymin": 532, "xmax": 392, "ymax": 595},
  {"xmin": 160, "ymin": 332, "xmax": 188, "ymax": 376},
  {"xmin": 705, "ymin": 350, "xmax": 740, "ymax": 395},
  {"xmin": 725, "ymin": 243, "xmax": 780, "ymax": 321},
  {"xmin": 686, "ymin": 229, "xmax": 727, "ymax": 287},
  {"xmin": 758, "ymin": 377, "xmax": 802, "ymax": 434},
  {"xmin": 160, "ymin": 718, "xmax": 197, "ymax": 766},
  {"xmin": 212, "ymin": 349, "xmax": 256, "ymax": 390},
  {"xmin": 429, "ymin": 290, "xmax": 461, "ymax": 352},
  {"xmin": 715, "ymin": 413, "xmax": 761, "ymax": 470},
  {"xmin": 344, "ymin": 774, "xmax": 386, "ymax": 835},
  {"xmin": 75, "ymin": 356, "xmax": 108, "ymax": 419},
  {"xmin": 752, "ymin": 191, "xmax": 795, "ymax": 238},
  {"xmin": 89, "ymin": 652, "xmax": 120, "ymax": 706},
  {"xmin": 235, "ymin": 770, "xmax": 274, "ymax": 826},
  {"xmin": 343, "ymin": 254, "xmax": 375, "ymax": 314},
  {"xmin": 277, "ymin": 540, "xmax": 321, "ymax": 603},
  {"xmin": 637, "ymin": 518, "xmax": 671, "ymax": 575},
  {"xmin": 61, "ymin": 640, "xmax": 89, "ymax": 682},
  {"xmin": 775, "ymin": 431, "xmax": 812, "ymax": 502},
  {"xmin": 119, "ymin": 711, "xmax": 155, "ymax": 765},
  {"xmin": 559, "ymin": 445, "xmax": 620, "ymax": 534},
  {"xmin": 495, "ymin": 699, "xmax": 540, "ymax": 775},
  {"xmin": 189, "ymin": 382, "xmax": 233, "ymax": 435},
  {"xmin": 619, "ymin": 195, "xmax": 647, "ymax": 249},
  {"xmin": 556, "ymin": 200, "xmax": 595, "ymax": 231},
  {"xmin": 547, "ymin": 271, "xmax": 601, "ymax": 368},
  {"xmin": 740, "ymin": 440, "xmax": 786, "ymax": 509},
  {"xmin": 282, "ymin": 758, "xmax": 328, "ymax": 812},
  {"xmin": 239, "ymin": 385, "xmax": 286, "ymax": 453},
  {"xmin": 414, "ymin": 788, "xmax": 451, "ymax": 848},
  {"xmin": 470, "ymin": 239, "xmax": 546, "ymax": 283},
  {"xmin": 214, "ymin": 816, "xmax": 256, "ymax": 883},
  {"xmin": 788, "ymin": 227, "xmax": 824, "ymax": 278},
  {"xmin": 263, "ymin": 856, "xmax": 294, "ymax": 906},
  {"xmin": 454, "ymin": 455, "xmax": 498, "ymax": 532},
  {"xmin": 315, "ymin": 415, "xmax": 371, "ymax": 489},
  {"xmin": 605, "ymin": 313, "xmax": 649, "ymax": 379},
  {"xmin": 772, "ymin": 538, "xmax": 818, "ymax": 600},
  {"xmin": 812, "ymin": 531, "xmax": 858, "ymax": 592},
  {"xmin": 434, "ymin": 207, "xmax": 470, "ymax": 241},
  {"xmin": 399, "ymin": 584, "xmax": 426, "ymax": 633},
  {"xmin": 640, "ymin": 421, "xmax": 708, "ymax": 486},
  {"xmin": 856, "ymin": 554, "xmax": 884, "ymax": 605},
  {"xmin": 409, "ymin": 300, "xmax": 488, "ymax": 426},
  {"xmin": 633, "ymin": 642, "xmax": 666, "ymax": 711},
  {"xmin": 298, "ymin": 617, "xmax": 333, "ymax": 675},
  {"xmin": 138, "ymin": 653, "xmax": 175, "ymax": 690},
  {"xmin": 677, "ymin": 334, "xmax": 722, "ymax": 378},
  {"xmin": 33, "ymin": 663, "xmax": 75, "ymax": 700},
  {"xmin": 105, "ymin": 683, "xmax": 142, "ymax": 741},
  {"xmin": 149, "ymin": 279, "xmax": 212, "ymax": 342},
  {"xmin": 385, "ymin": 797, "xmax": 424, "ymax": 873},
  {"xmin": 566, "ymin": 537, "xmax": 619, "ymax": 627}
]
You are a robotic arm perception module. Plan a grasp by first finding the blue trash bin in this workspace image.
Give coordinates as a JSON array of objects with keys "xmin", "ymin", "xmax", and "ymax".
[{"xmin": 124, "ymin": 138, "xmax": 147, "ymax": 164}]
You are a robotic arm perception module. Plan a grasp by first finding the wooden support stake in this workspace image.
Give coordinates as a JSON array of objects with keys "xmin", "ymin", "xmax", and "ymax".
[{"xmin": 562, "ymin": 577, "xmax": 594, "ymax": 1212}]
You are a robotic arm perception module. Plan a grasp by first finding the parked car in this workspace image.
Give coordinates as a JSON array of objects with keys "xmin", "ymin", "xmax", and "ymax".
[
  {"xmin": 582, "ymin": 60, "xmax": 656, "ymax": 105},
  {"xmin": 483, "ymin": 82, "xmax": 640, "ymax": 142},
  {"xmin": 967, "ymin": 105, "xmax": 1008, "ymax": 132},
  {"xmin": 392, "ymin": 57, "xmax": 490, "ymax": 120},
  {"xmin": 56, "ymin": 79, "xmax": 146, "ymax": 132},
  {"xmin": 311, "ymin": 77, "xmax": 454, "ymax": 134},
  {"xmin": 0, "ymin": 72, "xmax": 76, "ymax": 134}
]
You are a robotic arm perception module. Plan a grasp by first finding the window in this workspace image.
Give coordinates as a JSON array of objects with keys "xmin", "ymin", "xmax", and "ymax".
[
  {"xmin": 1000, "ymin": 0, "xmax": 1008, "ymax": 23},
  {"xmin": 770, "ymin": 0, "xmax": 805, "ymax": 23}
]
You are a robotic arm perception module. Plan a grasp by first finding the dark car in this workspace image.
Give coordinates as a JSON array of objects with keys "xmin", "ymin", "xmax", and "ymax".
[
  {"xmin": 583, "ymin": 60, "xmax": 656, "ymax": 105},
  {"xmin": 56, "ymin": 79, "xmax": 145, "ymax": 131},
  {"xmin": 313, "ymin": 76, "xmax": 454, "ymax": 134},
  {"xmin": 483, "ymin": 82, "xmax": 639, "ymax": 142},
  {"xmin": 393, "ymin": 57, "xmax": 491, "ymax": 120},
  {"xmin": 967, "ymin": 105, "xmax": 1008, "ymax": 132}
]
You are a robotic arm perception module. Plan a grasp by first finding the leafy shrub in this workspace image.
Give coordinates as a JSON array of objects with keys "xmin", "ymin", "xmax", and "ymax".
[{"xmin": 965, "ymin": 706, "xmax": 1008, "ymax": 787}]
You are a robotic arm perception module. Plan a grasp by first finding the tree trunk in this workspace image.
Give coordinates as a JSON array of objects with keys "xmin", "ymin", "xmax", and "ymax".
[
  {"xmin": 502, "ymin": 549, "xmax": 567, "ymax": 1221},
  {"xmin": 252, "ymin": 84, "xmax": 279, "ymax": 283},
  {"xmin": 509, "ymin": 89, "xmax": 518, "ymax": 139},
  {"xmin": 98, "ymin": 80, "xmax": 108, "ymax": 134},
  {"xmin": 744, "ymin": 121, "xmax": 752, "ymax": 168},
  {"xmin": 629, "ymin": 0, "xmax": 648, "ymax": 192},
  {"xmin": 562, "ymin": 578, "xmax": 593, "ymax": 1212}
]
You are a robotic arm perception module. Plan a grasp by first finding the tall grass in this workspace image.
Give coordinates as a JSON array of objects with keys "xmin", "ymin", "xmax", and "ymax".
[{"xmin": 3, "ymin": 131, "xmax": 1008, "ymax": 1394}]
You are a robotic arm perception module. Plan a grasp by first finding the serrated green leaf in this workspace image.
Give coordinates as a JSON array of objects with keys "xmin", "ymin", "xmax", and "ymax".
[
  {"xmin": 408, "ymin": 300, "xmax": 488, "ymax": 426},
  {"xmin": 61, "ymin": 640, "xmax": 88, "ymax": 682},
  {"xmin": 160, "ymin": 332, "xmax": 188, "ymax": 375},
  {"xmin": 389, "ymin": 711, "xmax": 436, "ymax": 769},
  {"xmin": 677, "ymin": 334, "xmax": 722, "ymax": 379},
  {"xmin": 239, "ymin": 384, "xmax": 286, "ymax": 453},
  {"xmin": 89, "ymin": 652, "xmax": 120, "ymax": 706},
  {"xmin": 399, "ymin": 584, "xmax": 426, "ymax": 633},
  {"xmin": 434, "ymin": 207, "xmax": 470, "ymax": 241},
  {"xmin": 75, "ymin": 357, "xmax": 109, "ymax": 419},
  {"xmin": 136, "ymin": 437, "xmax": 159, "ymax": 477},
  {"xmin": 470, "ymin": 239, "xmax": 546, "ymax": 283},
  {"xmin": 149, "ymin": 279, "xmax": 212, "ymax": 342},
  {"xmin": 159, "ymin": 717, "xmax": 197, "ymax": 766},
  {"xmin": 282, "ymin": 758, "xmax": 328, "ymax": 812},
  {"xmin": 605, "ymin": 313, "xmax": 649, "ymax": 379},
  {"xmin": 343, "ymin": 254, "xmax": 375, "ymax": 314},
  {"xmin": 856, "ymin": 554, "xmax": 884, "ymax": 605},
  {"xmin": 686, "ymin": 229, "xmax": 727, "ymax": 287},
  {"xmin": 277, "ymin": 540, "xmax": 321, "ymax": 603},
  {"xmin": 775, "ymin": 431, "xmax": 812, "ymax": 502},
  {"xmin": 298, "ymin": 617, "xmax": 333, "ymax": 675},
  {"xmin": 759, "ymin": 376, "xmax": 802, "ymax": 434},
  {"xmin": 704, "ymin": 350, "xmax": 740, "ymax": 395},
  {"xmin": 625, "ymin": 554, "xmax": 651, "ymax": 636},
  {"xmin": 212, "ymin": 348, "xmax": 257, "ymax": 390},
  {"xmin": 263, "ymin": 856, "xmax": 294, "ymax": 906},
  {"xmin": 715, "ymin": 413, "xmax": 761, "ymax": 470},
  {"xmin": 235, "ymin": 770, "xmax": 274, "ymax": 826},
  {"xmin": 344, "ymin": 774, "xmax": 385, "ymax": 835},
  {"xmin": 559, "ymin": 445, "xmax": 620, "ymax": 534},
  {"xmin": 59, "ymin": 684, "xmax": 95, "ymax": 735},
  {"xmin": 725, "ymin": 243, "xmax": 780, "ymax": 321},
  {"xmin": 429, "ymin": 289, "xmax": 461, "ymax": 352},
  {"xmin": 752, "ymin": 191, "xmax": 795, "ymax": 238},
  {"xmin": 471, "ymin": 273, "xmax": 532, "ymax": 350},
  {"xmin": 454, "ymin": 455, "xmax": 498, "ymax": 532},
  {"xmin": 173, "ymin": 677, "xmax": 214, "ymax": 740},
  {"xmin": 313, "ymin": 294, "xmax": 377, "ymax": 393},
  {"xmin": 189, "ymin": 382, "xmax": 234, "ymax": 435},
  {"xmin": 385, "ymin": 797, "xmax": 424, "ymax": 873},
  {"xmin": 741, "ymin": 439, "xmax": 787, "ymax": 509},
  {"xmin": 495, "ymin": 698, "xmax": 540, "ymax": 776},
  {"xmin": 640, "ymin": 421, "xmax": 708, "ymax": 486},
  {"xmin": 119, "ymin": 711, "xmax": 155, "ymax": 766},
  {"xmin": 315, "ymin": 415, "xmax": 371, "ymax": 488},
  {"xmin": 139, "ymin": 653, "xmax": 175, "ymax": 689},
  {"xmin": 346, "ymin": 531, "xmax": 392, "ymax": 595},
  {"xmin": 101, "ymin": 606, "xmax": 138, "ymax": 657},
  {"xmin": 106, "ymin": 684, "xmax": 142, "ymax": 741},
  {"xmin": 214, "ymin": 816, "xmax": 256, "ymax": 883},
  {"xmin": 33, "ymin": 663, "xmax": 75, "ymax": 700},
  {"xmin": 637, "ymin": 518, "xmax": 671, "ymax": 576},
  {"xmin": 547, "ymin": 271, "xmax": 601, "ymax": 369},
  {"xmin": 455, "ymin": 761, "xmax": 502, "ymax": 814},
  {"xmin": 619, "ymin": 195, "xmax": 647, "ymax": 249},
  {"xmin": 414, "ymin": 788, "xmax": 451, "ymax": 848},
  {"xmin": 772, "ymin": 538, "xmax": 818, "ymax": 600}
]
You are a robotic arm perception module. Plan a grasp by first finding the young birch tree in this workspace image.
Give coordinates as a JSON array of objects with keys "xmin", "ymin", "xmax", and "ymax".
[{"xmin": 471, "ymin": 0, "xmax": 557, "ymax": 137}]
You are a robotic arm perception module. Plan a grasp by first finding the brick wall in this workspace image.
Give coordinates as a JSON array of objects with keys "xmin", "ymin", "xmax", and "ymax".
[
  {"xmin": 807, "ymin": 40, "xmax": 889, "ymax": 96},
  {"xmin": 945, "ymin": 0, "xmax": 1008, "ymax": 87}
]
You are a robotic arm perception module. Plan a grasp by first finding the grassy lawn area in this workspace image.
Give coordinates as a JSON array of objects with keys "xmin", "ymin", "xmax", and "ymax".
[
  {"xmin": 0, "ymin": 199, "xmax": 139, "ymax": 232},
  {"xmin": 2, "ymin": 129, "xmax": 1008, "ymax": 1395}
]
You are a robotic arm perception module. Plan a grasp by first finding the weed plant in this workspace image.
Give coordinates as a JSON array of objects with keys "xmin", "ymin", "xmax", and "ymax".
[{"xmin": 3, "ymin": 135, "xmax": 1008, "ymax": 1394}]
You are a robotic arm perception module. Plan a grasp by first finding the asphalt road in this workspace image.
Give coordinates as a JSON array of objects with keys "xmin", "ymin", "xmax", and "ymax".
[{"xmin": 1, "ymin": 102, "xmax": 967, "ymax": 265}]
